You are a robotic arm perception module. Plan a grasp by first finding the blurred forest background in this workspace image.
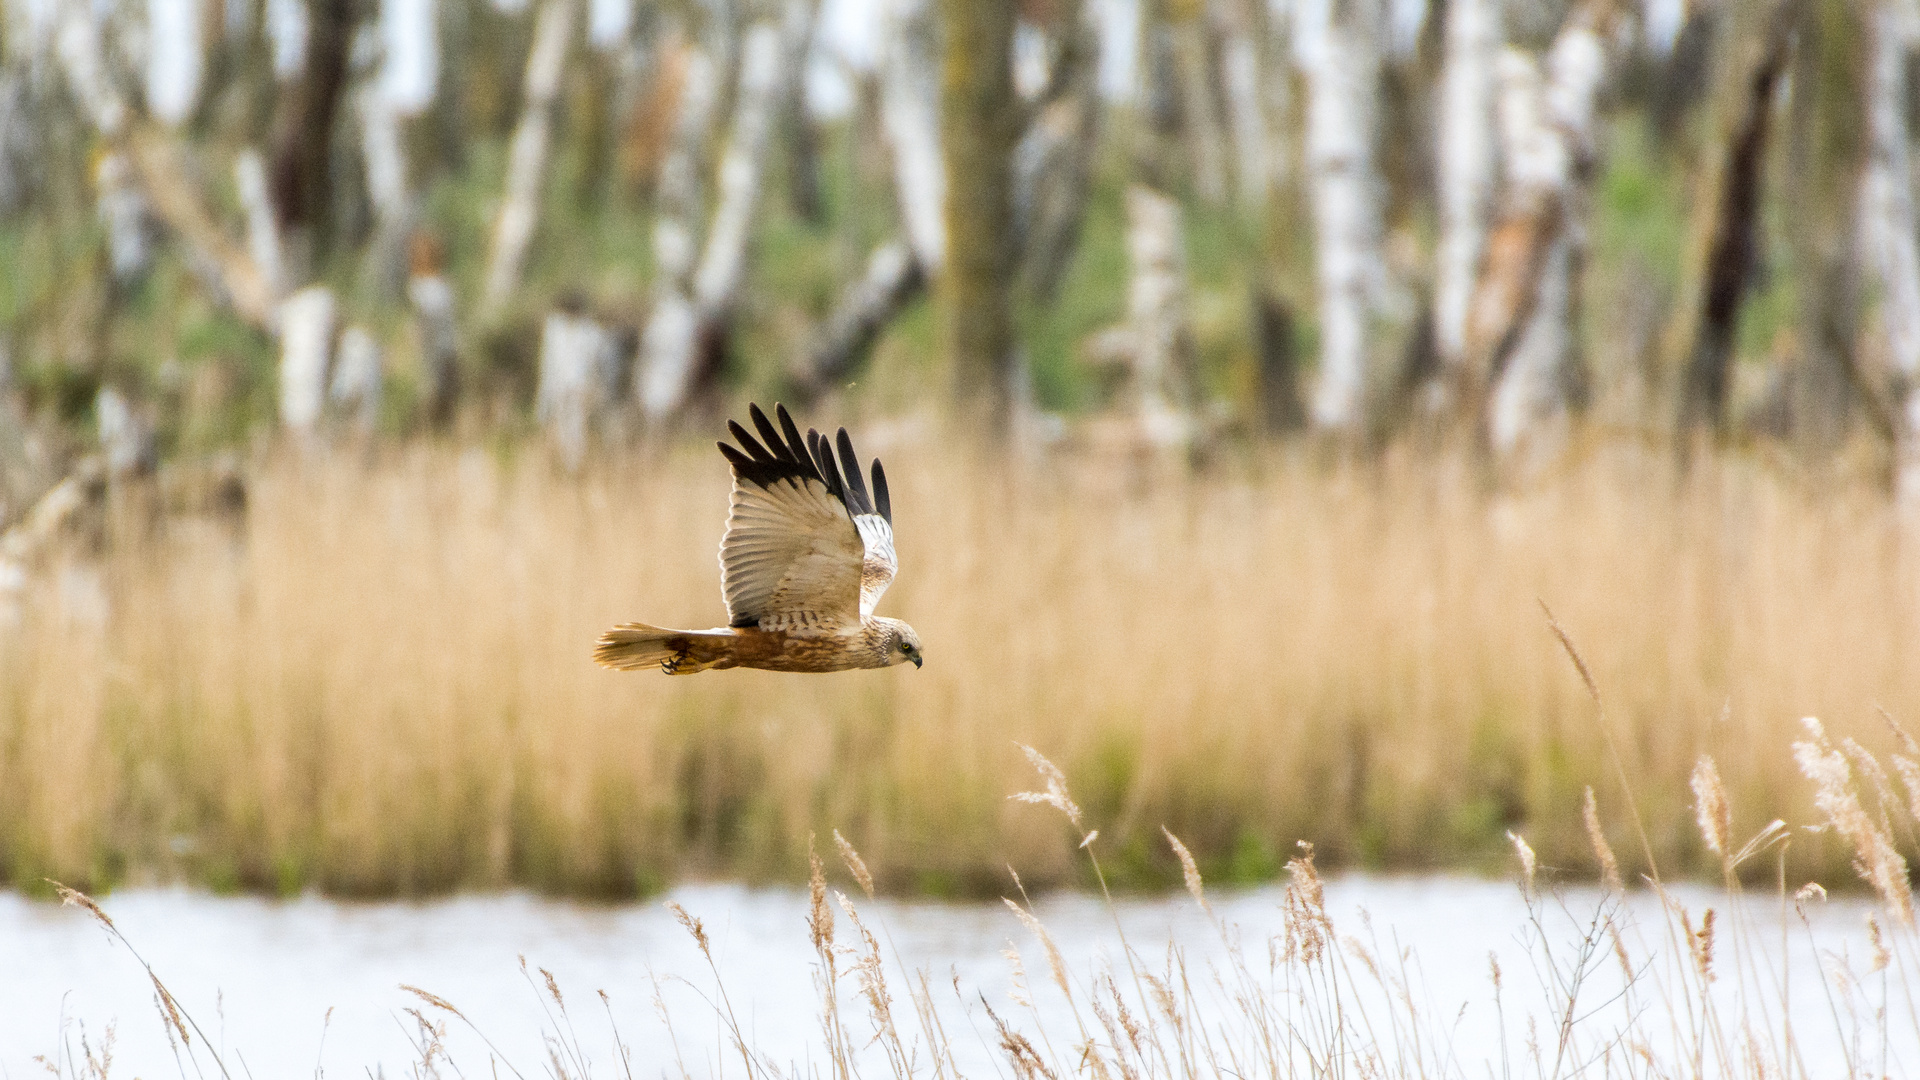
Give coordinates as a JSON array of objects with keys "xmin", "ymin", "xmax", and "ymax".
[{"xmin": 2, "ymin": 0, "xmax": 1920, "ymax": 900}]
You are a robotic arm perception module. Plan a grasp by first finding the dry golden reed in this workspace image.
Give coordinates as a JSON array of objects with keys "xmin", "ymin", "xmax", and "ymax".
[
  {"xmin": 1690, "ymin": 756, "xmax": 1729, "ymax": 859},
  {"xmin": 3, "ymin": 439, "xmax": 1919, "ymax": 895},
  {"xmin": 1581, "ymin": 787, "xmax": 1622, "ymax": 892}
]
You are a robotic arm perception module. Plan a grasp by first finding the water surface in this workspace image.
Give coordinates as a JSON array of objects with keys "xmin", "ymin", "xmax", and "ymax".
[{"xmin": 1, "ymin": 876, "xmax": 1903, "ymax": 1075}]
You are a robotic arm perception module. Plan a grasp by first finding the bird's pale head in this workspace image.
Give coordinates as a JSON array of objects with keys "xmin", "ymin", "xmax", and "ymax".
[{"xmin": 877, "ymin": 618, "xmax": 923, "ymax": 668}]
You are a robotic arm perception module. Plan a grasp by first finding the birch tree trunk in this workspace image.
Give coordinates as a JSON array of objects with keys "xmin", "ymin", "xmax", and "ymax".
[
  {"xmin": 1476, "ymin": 7, "xmax": 1611, "ymax": 468},
  {"xmin": 1013, "ymin": 0, "xmax": 1099, "ymax": 302},
  {"xmin": 640, "ymin": 6, "xmax": 808, "ymax": 421},
  {"xmin": 1217, "ymin": 0, "xmax": 1271, "ymax": 217},
  {"xmin": 538, "ymin": 310, "xmax": 613, "ymax": 469},
  {"xmin": 144, "ymin": 0, "xmax": 205, "ymax": 125},
  {"xmin": 1861, "ymin": 1, "xmax": 1920, "ymax": 505},
  {"xmin": 632, "ymin": 34, "xmax": 718, "ymax": 411},
  {"xmin": 1432, "ymin": 0, "xmax": 1501, "ymax": 378},
  {"xmin": 329, "ymin": 324, "xmax": 384, "ymax": 433},
  {"xmin": 278, "ymin": 285, "xmax": 337, "ymax": 435},
  {"xmin": 1671, "ymin": 0, "xmax": 1797, "ymax": 441},
  {"xmin": 793, "ymin": 0, "xmax": 958, "ymax": 399},
  {"xmin": 481, "ymin": 0, "xmax": 575, "ymax": 314},
  {"xmin": 884, "ymin": 0, "xmax": 945, "ymax": 271},
  {"xmin": 939, "ymin": 0, "xmax": 1018, "ymax": 421},
  {"xmin": 95, "ymin": 152, "xmax": 153, "ymax": 284},
  {"xmin": 1125, "ymin": 185, "xmax": 1199, "ymax": 445},
  {"xmin": 1304, "ymin": 0, "xmax": 1385, "ymax": 434},
  {"xmin": 358, "ymin": 85, "xmax": 412, "ymax": 301},
  {"xmin": 795, "ymin": 240, "xmax": 924, "ymax": 399},
  {"xmin": 235, "ymin": 148, "xmax": 286, "ymax": 304}
]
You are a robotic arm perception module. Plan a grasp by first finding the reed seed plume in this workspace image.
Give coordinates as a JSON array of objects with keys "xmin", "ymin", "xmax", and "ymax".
[
  {"xmin": 401, "ymin": 985, "xmax": 468, "ymax": 1022},
  {"xmin": 833, "ymin": 830, "xmax": 875, "ymax": 900},
  {"xmin": 1691, "ymin": 756, "xmax": 1730, "ymax": 859},
  {"xmin": 1689, "ymin": 908, "xmax": 1716, "ymax": 983},
  {"xmin": 1003, "ymin": 898, "xmax": 1072, "ymax": 1000},
  {"xmin": 1508, "ymin": 831, "xmax": 1538, "ymax": 895},
  {"xmin": 1869, "ymin": 913, "xmax": 1890, "ymax": 973},
  {"xmin": 1010, "ymin": 744, "xmax": 1084, "ymax": 833},
  {"xmin": 1793, "ymin": 717, "xmax": 1914, "ymax": 925},
  {"xmin": 1161, "ymin": 827, "xmax": 1209, "ymax": 914},
  {"xmin": 666, "ymin": 902, "xmax": 711, "ymax": 953},
  {"xmin": 808, "ymin": 836, "xmax": 834, "ymax": 951},
  {"xmin": 834, "ymin": 892, "xmax": 902, "ymax": 1054},
  {"xmin": 1002, "ymin": 946, "xmax": 1033, "ymax": 1009},
  {"xmin": 1892, "ymin": 755, "xmax": 1920, "ymax": 825},
  {"xmin": 1282, "ymin": 842, "xmax": 1330, "ymax": 964},
  {"xmin": 1538, "ymin": 600, "xmax": 1600, "ymax": 706},
  {"xmin": 52, "ymin": 881, "xmax": 113, "ymax": 931},
  {"xmin": 1582, "ymin": 787, "xmax": 1622, "ymax": 892}
]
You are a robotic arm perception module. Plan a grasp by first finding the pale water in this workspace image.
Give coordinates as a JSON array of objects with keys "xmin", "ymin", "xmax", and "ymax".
[{"xmin": 0, "ymin": 876, "xmax": 1907, "ymax": 1076}]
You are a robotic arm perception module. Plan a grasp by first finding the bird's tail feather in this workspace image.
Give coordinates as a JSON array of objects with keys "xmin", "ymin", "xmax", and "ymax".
[{"xmin": 594, "ymin": 623, "xmax": 736, "ymax": 674}]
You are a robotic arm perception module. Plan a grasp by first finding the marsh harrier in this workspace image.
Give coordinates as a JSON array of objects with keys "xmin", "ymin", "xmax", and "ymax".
[{"xmin": 594, "ymin": 404, "xmax": 923, "ymax": 674}]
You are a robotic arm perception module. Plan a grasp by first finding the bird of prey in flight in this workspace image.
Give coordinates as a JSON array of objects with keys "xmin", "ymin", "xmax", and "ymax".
[{"xmin": 594, "ymin": 403, "xmax": 923, "ymax": 674}]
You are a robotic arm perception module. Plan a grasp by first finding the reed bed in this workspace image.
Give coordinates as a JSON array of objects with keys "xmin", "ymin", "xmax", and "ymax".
[{"xmin": 3, "ymin": 434, "xmax": 1919, "ymax": 897}]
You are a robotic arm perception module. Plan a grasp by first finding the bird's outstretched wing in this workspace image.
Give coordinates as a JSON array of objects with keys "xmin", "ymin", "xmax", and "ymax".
[{"xmin": 716, "ymin": 404, "xmax": 897, "ymax": 634}]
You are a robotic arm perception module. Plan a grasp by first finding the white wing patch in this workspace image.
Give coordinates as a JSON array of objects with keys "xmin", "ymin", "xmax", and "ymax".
[{"xmin": 854, "ymin": 513, "xmax": 897, "ymax": 617}]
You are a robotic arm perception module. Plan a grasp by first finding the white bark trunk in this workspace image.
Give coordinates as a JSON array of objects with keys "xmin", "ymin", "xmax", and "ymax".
[
  {"xmin": 95, "ymin": 152, "xmax": 153, "ymax": 282},
  {"xmin": 1488, "ymin": 231, "xmax": 1573, "ymax": 456},
  {"xmin": 234, "ymin": 148, "xmax": 285, "ymax": 303},
  {"xmin": 95, "ymin": 386, "xmax": 156, "ymax": 477},
  {"xmin": 145, "ymin": 0, "xmax": 204, "ymax": 124},
  {"xmin": 359, "ymin": 84, "xmax": 413, "ymax": 298},
  {"xmin": 55, "ymin": 0, "xmax": 126, "ymax": 135},
  {"xmin": 329, "ymin": 324, "xmax": 384, "ymax": 432},
  {"xmin": 1125, "ymin": 184, "xmax": 1198, "ymax": 446},
  {"xmin": 1861, "ymin": 2, "xmax": 1920, "ymax": 506},
  {"xmin": 881, "ymin": 0, "xmax": 944, "ymax": 270},
  {"xmin": 691, "ymin": 18, "xmax": 786, "ymax": 313},
  {"xmin": 1304, "ymin": 0, "xmax": 1384, "ymax": 433},
  {"xmin": 800, "ymin": 238, "xmax": 924, "ymax": 393},
  {"xmin": 1433, "ymin": 0, "xmax": 1501, "ymax": 370},
  {"xmin": 642, "ymin": 5, "xmax": 810, "ymax": 420},
  {"xmin": 278, "ymin": 285, "xmax": 337, "ymax": 434},
  {"xmin": 1218, "ymin": 1, "xmax": 1270, "ymax": 217},
  {"xmin": 633, "ymin": 36, "xmax": 718, "ymax": 411},
  {"xmin": 1480, "ymin": 15, "xmax": 1608, "ymax": 466},
  {"xmin": 538, "ymin": 312, "xmax": 614, "ymax": 469},
  {"xmin": 378, "ymin": 0, "xmax": 438, "ymax": 114},
  {"xmin": 408, "ymin": 270, "xmax": 460, "ymax": 424},
  {"xmin": 482, "ymin": 0, "xmax": 576, "ymax": 313}
]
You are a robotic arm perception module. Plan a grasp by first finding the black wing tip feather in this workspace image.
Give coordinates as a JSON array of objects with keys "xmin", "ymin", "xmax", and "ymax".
[
  {"xmin": 720, "ymin": 402, "xmax": 890, "ymax": 522},
  {"xmin": 722, "ymin": 401, "xmax": 825, "ymax": 491},
  {"xmin": 835, "ymin": 429, "xmax": 874, "ymax": 516},
  {"xmin": 871, "ymin": 459, "xmax": 891, "ymax": 523}
]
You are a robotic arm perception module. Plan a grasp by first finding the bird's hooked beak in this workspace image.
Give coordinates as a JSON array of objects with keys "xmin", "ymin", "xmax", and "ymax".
[{"xmin": 912, "ymin": 655, "xmax": 922, "ymax": 668}]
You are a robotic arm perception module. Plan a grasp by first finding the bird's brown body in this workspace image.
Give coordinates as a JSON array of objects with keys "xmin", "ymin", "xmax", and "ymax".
[
  {"xmin": 594, "ymin": 404, "xmax": 923, "ymax": 676},
  {"xmin": 597, "ymin": 619, "xmax": 908, "ymax": 675}
]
